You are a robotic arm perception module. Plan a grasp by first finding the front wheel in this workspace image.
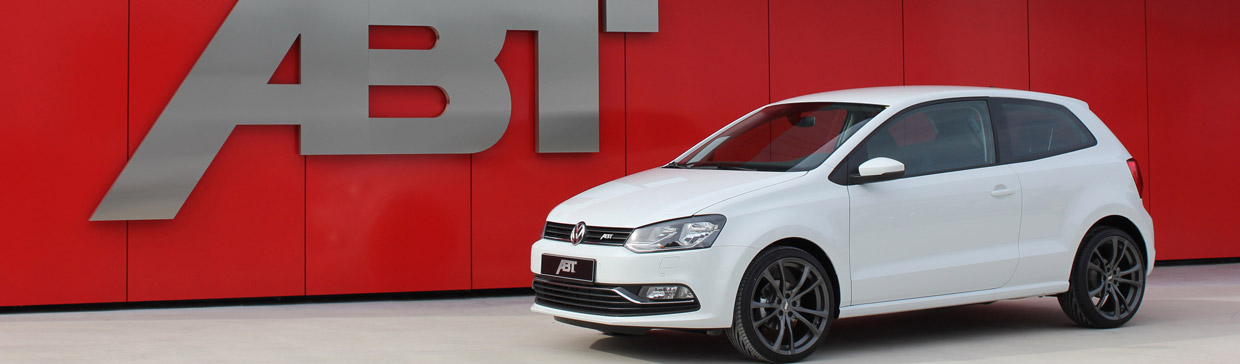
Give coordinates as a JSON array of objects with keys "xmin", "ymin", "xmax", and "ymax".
[
  {"xmin": 1058, "ymin": 227, "xmax": 1146, "ymax": 328},
  {"xmin": 725, "ymin": 247, "xmax": 834, "ymax": 363}
]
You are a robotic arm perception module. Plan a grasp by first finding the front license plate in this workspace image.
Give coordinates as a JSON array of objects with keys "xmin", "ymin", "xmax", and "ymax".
[{"xmin": 541, "ymin": 254, "xmax": 596, "ymax": 282}]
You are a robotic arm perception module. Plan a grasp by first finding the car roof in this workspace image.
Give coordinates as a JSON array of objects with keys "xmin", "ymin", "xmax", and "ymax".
[{"xmin": 773, "ymin": 86, "xmax": 1088, "ymax": 109}]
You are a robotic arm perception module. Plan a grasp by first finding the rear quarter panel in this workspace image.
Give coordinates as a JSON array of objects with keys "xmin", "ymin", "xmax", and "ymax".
[{"xmin": 1005, "ymin": 106, "xmax": 1154, "ymax": 288}]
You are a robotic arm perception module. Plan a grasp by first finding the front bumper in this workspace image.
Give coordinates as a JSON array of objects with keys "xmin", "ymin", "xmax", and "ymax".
[
  {"xmin": 532, "ymin": 276, "xmax": 701, "ymax": 316},
  {"xmin": 529, "ymin": 239, "xmax": 754, "ymax": 329}
]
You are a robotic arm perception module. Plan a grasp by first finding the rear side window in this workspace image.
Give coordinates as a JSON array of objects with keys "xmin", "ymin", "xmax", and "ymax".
[{"xmin": 993, "ymin": 98, "xmax": 1096, "ymax": 163}]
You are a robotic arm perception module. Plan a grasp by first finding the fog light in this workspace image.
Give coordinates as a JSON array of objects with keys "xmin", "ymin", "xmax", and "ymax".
[{"xmin": 639, "ymin": 285, "xmax": 695, "ymax": 300}]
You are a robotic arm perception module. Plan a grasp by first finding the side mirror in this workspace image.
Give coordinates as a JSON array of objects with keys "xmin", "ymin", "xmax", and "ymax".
[{"xmin": 853, "ymin": 157, "xmax": 905, "ymax": 183}]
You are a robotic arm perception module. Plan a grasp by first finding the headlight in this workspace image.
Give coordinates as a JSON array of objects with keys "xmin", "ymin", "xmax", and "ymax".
[{"xmin": 625, "ymin": 215, "xmax": 726, "ymax": 253}]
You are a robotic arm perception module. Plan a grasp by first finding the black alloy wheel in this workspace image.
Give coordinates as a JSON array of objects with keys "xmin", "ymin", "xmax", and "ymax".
[
  {"xmin": 726, "ymin": 246, "xmax": 834, "ymax": 363},
  {"xmin": 1058, "ymin": 227, "xmax": 1146, "ymax": 328}
]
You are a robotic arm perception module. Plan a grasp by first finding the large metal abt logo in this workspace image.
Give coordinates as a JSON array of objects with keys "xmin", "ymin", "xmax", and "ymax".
[{"xmin": 92, "ymin": 0, "xmax": 658, "ymax": 221}]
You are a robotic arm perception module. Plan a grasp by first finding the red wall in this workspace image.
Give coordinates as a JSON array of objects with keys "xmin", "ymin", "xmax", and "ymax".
[
  {"xmin": 1, "ymin": 0, "xmax": 1236, "ymax": 306},
  {"xmin": 1147, "ymin": 0, "xmax": 1240, "ymax": 259},
  {"xmin": 1, "ymin": 1, "xmax": 127, "ymax": 306}
]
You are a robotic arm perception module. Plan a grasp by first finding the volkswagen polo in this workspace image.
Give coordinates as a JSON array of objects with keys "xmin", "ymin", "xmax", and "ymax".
[{"xmin": 529, "ymin": 86, "xmax": 1153, "ymax": 362}]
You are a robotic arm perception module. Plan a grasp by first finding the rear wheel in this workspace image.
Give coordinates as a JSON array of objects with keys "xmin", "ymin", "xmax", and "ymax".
[
  {"xmin": 726, "ymin": 247, "xmax": 834, "ymax": 363},
  {"xmin": 1058, "ymin": 227, "xmax": 1146, "ymax": 328}
]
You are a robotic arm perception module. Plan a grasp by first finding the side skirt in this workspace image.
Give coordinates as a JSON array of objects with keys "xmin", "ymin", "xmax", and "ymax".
[{"xmin": 837, "ymin": 282, "xmax": 1068, "ymax": 319}]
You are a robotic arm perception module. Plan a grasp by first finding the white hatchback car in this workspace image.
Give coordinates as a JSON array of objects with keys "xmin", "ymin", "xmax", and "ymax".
[{"xmin": 530, "ymin": 86, "xmax": 1153, "ymax": 362}]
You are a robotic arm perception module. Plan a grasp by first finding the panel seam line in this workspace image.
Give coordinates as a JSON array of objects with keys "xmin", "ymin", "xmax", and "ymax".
[
  {"xmin": 125, "ymin": 0, "xmax": 131, "ymax": 303},
  {"xmin": 1143, "ymin": 0, "xmax": 1151, "ymax": 213},
  {"xmin": 901, "ymin": 0, "xmax": 906, "ymax": 85},
  {"xmin": 1027, "ymin": 0, "xmax": 1032, "ymax": 90}
]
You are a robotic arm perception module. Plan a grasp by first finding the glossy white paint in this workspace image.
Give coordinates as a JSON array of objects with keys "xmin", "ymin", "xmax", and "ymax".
[
  {"xmin": 856, "ymin": 157, "xmax": 904, "ymax": 177},
  {"xmin": 531, "ymin": 86, "xmax": 1154, "ymax": 330},
  {"xmin": 847, "ymin": 164, "xmax": 1023, "ymax": 304},
  {"xmin": 544, "ymin": 169, "xmax": 806, "ymax": 228}
]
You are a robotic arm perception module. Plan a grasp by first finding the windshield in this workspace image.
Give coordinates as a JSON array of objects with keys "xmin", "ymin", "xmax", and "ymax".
[{"xmin": 668, "ymin": 102, "xmax": 886, "ymax": 172}]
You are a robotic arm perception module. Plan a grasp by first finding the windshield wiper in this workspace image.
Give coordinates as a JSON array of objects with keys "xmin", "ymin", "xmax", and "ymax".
[
  {"xmin": 665, "ymin": 162, "xmax": 756, "ymax": 171},
  {"xmin": 714, "ymin": 164, "xmax": 757, "ymax": 171}
]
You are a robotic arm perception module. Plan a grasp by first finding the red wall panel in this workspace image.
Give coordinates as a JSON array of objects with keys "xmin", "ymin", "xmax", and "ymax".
[
  {"xmin": 624, "ymin": 0, "xmax": 770, "ymax": 172},
  {"xmin": 127, "ymin": 0, "xmax": 306, "ymax": 301},
  {"xmin": 769, "ymin": 0, "xmax": 904, "ymax": 101},
  {"xmin": 469, "ymin": 33, "xmax": 628, "ymax": 289},
  {"xmin": 1028, "ymin": 0, "xmax": 1148, "ymax": 210},
  {"xmin": 903, "ymin": 0, "xmax": 1029, "ymax": 89},
  {"xmin": 306, "ymin": 155, "xmax": 470, "ymax": 295},
  {"xmin": 0, "ymin": 1, "xmax": 128, "ymax": 306},
  {"xmin": 1147, "ymin": 0, "xmax": 1240, "ymax": 259},
  {"xmin": 304, "ymin": 26, "xmax": 472, "ymax": 295}
]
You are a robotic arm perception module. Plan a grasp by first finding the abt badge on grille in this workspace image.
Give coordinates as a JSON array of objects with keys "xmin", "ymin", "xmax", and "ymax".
[{"xmin": 570, "ymin": 221, "xmax": 588, "ymax": 245}]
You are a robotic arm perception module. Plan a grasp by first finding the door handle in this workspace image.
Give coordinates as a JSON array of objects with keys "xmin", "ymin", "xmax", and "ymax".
[{"xmin": 991, "ymin": 185, "xmax": 1016, "ymax": 198}]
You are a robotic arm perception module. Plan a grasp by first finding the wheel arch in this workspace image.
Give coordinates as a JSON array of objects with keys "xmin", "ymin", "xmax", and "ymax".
[
  {"xmin": 763, "ymin": 237, "xmax": 841, "ymax": 318},
  {"xmin": 1058, "ymin": 214, "xmax": 1150, "ymax": 328},
  {"xmin": 1089, "ymin": 215, "xmax": 1150, "ymax": 268}
]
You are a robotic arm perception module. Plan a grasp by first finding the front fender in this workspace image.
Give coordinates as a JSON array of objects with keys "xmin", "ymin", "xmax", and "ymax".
[{"xmin": 699, "ymin": 179, "xmax": 854, "ymax": 306}]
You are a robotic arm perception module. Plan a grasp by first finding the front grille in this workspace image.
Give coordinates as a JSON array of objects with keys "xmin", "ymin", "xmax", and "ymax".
[
  {"xmin": 533, "ymin": 276, "xmax": 700, "ymax": 316},
  {"xmin": 543, "ymin": 222, "xmax": 574, "ymax": 241},
  {"xmin": 542, "ymin": 222, "xmax": 634, "ymax": 246},
  {"xmin": 582, "ymin": 226, "xmax": 632, "ymax": 245}
]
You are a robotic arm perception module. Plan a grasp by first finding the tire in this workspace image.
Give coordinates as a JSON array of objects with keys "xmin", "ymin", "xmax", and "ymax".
[
  {"xmin": 1058, "ymin": 227, "xmax": 1146, "ymax": 328},
  {"xmin": 725, "ymin": 246, "xmax": 834, "ymax": 363}
]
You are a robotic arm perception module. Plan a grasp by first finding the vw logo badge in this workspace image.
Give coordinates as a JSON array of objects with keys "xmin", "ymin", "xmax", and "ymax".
[{"xmin": 570, "ymin": 221, "xmax": 588, "ymax": 245}]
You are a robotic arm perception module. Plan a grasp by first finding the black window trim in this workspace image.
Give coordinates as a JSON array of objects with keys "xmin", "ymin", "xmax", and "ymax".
[{"xmin": 829, "ymin": 96, "xmax": 1097, "ymax": 186}]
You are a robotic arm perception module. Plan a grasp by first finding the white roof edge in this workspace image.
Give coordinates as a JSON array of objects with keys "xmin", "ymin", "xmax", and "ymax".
[{"xmin": 771, "ymin": 86, "xmax": 1090, "ymax": 109}]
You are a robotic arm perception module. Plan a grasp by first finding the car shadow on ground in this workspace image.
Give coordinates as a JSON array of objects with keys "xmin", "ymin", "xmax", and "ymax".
[{"xmin": 587, "ymin": 300, "xmax": 1084, "ymax": 363}]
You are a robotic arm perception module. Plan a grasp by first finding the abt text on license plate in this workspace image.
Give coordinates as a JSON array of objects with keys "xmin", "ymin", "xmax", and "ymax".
[{"xmin": 541, "ymin": 254, "xmax": 595, "ymax": 282}]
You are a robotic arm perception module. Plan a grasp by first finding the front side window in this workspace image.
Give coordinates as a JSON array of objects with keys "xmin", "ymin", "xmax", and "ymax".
[
  {"xmin": 853, "ymin": 100, "xmax": 995, "ymax": 177},
  {"xmin": 670, "ymin": 103, "xmax": 885, "ymax": 172},
  {"xmin": 992, "ymin": 98, "xmax": 1096, "ymax": 163}
]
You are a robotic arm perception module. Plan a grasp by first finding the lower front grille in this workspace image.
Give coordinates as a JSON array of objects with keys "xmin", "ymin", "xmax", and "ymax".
[{"xmin": 533, "ymin": 276, "xmax": 700, "ymax": 317}]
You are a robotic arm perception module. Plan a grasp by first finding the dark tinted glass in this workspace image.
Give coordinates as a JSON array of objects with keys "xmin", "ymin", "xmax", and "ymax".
[
  {"xmin": 857, "ymin": 100, "xmax": 995, "ymax": 177},
  {"xmin": 993, "ymin": 98, "xmax": 1096, "ymax": 163}
]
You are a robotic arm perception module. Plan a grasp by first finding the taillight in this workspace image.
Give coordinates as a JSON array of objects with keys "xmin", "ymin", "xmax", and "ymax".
[{"xmin": 1127, "ymin": 158, "xmax": 1143, "ymax": 198}]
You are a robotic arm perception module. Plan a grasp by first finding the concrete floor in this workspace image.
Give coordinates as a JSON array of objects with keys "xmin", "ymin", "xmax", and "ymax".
[{"xmin": 1, "ymin": 263, "xmax": 1237, "ymax": 364}]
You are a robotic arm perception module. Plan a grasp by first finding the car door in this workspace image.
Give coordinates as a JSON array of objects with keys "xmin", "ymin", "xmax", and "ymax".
[{"xmin": 844, "ymin": 99, "xmax": 1022, "ymax": 305}]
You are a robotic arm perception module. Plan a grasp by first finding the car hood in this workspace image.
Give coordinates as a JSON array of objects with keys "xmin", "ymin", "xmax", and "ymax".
[{"xmin": 546, "ymin": 168, "xmax": 806, "ymax": 228}]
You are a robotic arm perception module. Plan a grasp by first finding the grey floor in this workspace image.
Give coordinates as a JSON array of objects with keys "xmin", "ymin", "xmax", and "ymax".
[{"xmin": 1, "ymin": 263, "xmax": 1238, "ymax": 364}]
